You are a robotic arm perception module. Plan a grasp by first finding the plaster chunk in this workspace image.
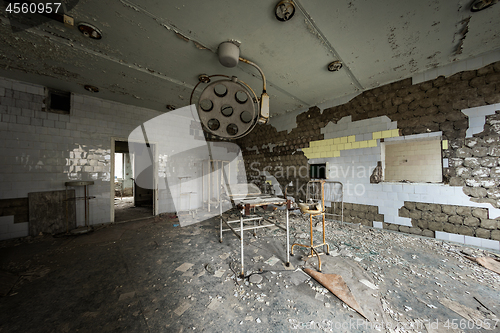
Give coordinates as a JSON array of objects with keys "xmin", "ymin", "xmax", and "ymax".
[
  {"xmin": 463, "ymin": 157, "xmax": 480, "ymax": 168},
  {"xmin": 480, "ymin": 157, "xmax": 498, "ymax": 167},
  {"xmin": 488, "ymin": 146, "xmax": 500, "ymax": 157},
  {"xmin": 472, "ymin": 147, "xmax": 488, "ymax": 157},
  {"xmin": 455, "ymin": 147, "xmax": 472, "ymax": 158},
  {"xmin": 487, "ymin": 188, "xmax": 500, "ymax": 199},
  {"xmin": 455, "ymin": 167, "xmax": 471, "ymax": 178},
  {"xmin": 465, "ymin": 138, "xmax": 480, "ymax": 148},
  {"xmin": 480, "ymin": 178, "xmax": 497, "ymax": 188},
  {"xmin": 471, "ymin": 167, "xmax": 490, "ymax": 177}
]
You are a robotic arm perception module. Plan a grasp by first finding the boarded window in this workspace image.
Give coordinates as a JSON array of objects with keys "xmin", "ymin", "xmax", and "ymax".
[{"xmin": 384, "ymin": 138, "xmax": 442, "ymax": 183}]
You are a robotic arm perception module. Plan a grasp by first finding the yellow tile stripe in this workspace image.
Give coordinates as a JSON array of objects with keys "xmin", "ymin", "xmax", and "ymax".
[
  {"xmin": 372, "ymin": 129, "xmax": 399, "ymax": 140},
  {"xmin": 303, "ymin": 129, "xmax": 399, "ymax": 159}
]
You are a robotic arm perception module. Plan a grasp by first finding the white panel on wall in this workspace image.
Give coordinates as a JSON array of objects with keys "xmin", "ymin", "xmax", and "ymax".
[{"xmin": 307, "ymin": 115, "xmax": 500, "ymax": 228}]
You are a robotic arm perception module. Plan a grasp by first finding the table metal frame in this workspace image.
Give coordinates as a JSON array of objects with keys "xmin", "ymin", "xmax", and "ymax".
[{"xmin": 219, "ymin": 194, "xmax": 291, "ymax": 277}]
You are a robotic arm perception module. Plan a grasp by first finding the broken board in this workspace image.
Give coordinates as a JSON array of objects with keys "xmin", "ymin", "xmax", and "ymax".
[
  {"xmin": 304, "ymin": 268, "xmax": 367, "ymax": 320},
  {"xmin": 470, "ymin": 256, "xmax": 500, "ymax": 275},
  {"xmin": 28, "ymin": 189, "xmax": 76, "ymax": 236}
]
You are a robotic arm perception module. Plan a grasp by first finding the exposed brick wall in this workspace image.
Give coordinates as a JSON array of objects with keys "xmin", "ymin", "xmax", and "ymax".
[
  {"xmin": 448, "ymin": 112, "xmax": 500, "ymax": 208},
  {"xmin": 327, "ymin": 203, "xmax": 384, "ymax": 228},
  {"xmin": 239, "ymin": 62, "xmax": 500, "ymax": 190},
  {"xmin": 238, "ymin": 106, "xmax": 325, "ymax": 200},
  {"xmin": 398, "ymin": 201, "xmax": 500, "ymax": 241},
  {"xmin": 237, "ymin": 61, "xmax": 500, "ymax": 239}
]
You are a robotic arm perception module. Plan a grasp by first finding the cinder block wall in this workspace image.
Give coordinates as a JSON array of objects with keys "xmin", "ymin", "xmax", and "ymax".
[{"xmin": 237, "ymin": 60, "xmax": 500, "ymax": 250}]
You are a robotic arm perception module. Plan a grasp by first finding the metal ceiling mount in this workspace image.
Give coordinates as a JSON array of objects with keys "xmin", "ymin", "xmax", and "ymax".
[
  {"xmin": 198, "ymin": 74, "xmax": 210, "ymax": 83},
  {"xmin": 77, "ymin": 22, "xmax": 102, "ymax": 39},
  {"xmin": 275, "ymin": 0, "xmax": 296, "ymax": 22},
  {"xmin": 327, "ymin": 60, "xmax": 343, "ymax": 72},
  {"xmin": 191, "ymin": 42, "xmax": 269, "ymax": 139},
  {"xmin": 84, "ymin": 85, "xmax": 99, "ymax": 93},
  {"xmin": 470, "ymin": 0, "xmax": 497, "ymax": 11}
]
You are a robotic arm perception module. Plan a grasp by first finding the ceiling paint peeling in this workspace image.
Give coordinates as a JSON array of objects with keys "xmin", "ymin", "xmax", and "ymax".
[
  {"xmin": 0, "ymin": 0, "xmax": 498, "ymax": 116},
  {"xmin": 454, "ymin": 16, "xmax": 471, "ymax": 55},
  {"xmin": 294, "ymin": 0, "xmax": 364, "ymax": 91},
  {"xmin": 0, "ymin": 16, "xmax": 195, "ymax": 90},
  {"xmin": 119, "ymin": 0, "xmax": 213, "ymax": 53}
]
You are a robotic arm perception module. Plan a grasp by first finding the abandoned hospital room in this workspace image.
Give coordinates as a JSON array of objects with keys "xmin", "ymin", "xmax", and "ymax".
[{"xmin": 1, "ymin": 0, "xmax": 500, "ymax": 332}]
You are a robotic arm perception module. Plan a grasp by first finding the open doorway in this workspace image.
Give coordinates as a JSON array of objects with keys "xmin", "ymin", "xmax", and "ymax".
[{"xmin": 113, "ymin": 140, "xmax": 155, "ymax": 222}]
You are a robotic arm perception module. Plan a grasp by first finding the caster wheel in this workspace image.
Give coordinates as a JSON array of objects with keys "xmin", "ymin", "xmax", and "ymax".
[
  {"xmin": 290, "ymin": 253, "xmax": 294, "ymax": 256},
  {"xmin": 285, "ymin": 262, "xmax": 291, "ymax": 267},
  {"xmin": 219, "ymin": 240, "xmax": 222, "ymax": 243}
]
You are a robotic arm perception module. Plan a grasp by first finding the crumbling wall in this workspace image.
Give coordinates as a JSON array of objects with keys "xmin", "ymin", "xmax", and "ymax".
[
  {"xmin": 237, "ymin": 61, "xmax": 500, "ymax": 245},
  {"xmin": 327, "ymin": 203, "xmax": 384, "ymax": 228},
  {"xmin": 448, "ymin": 112, "xmax": 500, "ymax": 207},
  {"xmin": 398, "ymin": 201, "xmax": 499, "ymax": 241}
]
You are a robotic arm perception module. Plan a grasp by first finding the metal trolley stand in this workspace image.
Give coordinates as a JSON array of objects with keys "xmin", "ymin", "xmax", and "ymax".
[
  {"xmin": 218, "ymin": 184, "xmax": 291, "ymax": 277},
  {"xmin": 291, "ymin": 180, "xmax": 343, "ymax": 271}
]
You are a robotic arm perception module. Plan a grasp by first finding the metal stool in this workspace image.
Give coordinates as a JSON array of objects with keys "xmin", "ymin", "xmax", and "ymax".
[{"xmin": 291, "ymin": 180, "xmax": 329, "ymax": 271}]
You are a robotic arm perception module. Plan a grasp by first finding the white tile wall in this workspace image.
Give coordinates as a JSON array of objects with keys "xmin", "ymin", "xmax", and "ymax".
[
  {"xmin": 0, "ymin": 76, "xmax": 176, "ymax": 239},
  {"xmin": 437, "ymin": 232, "xmax": 500, "ymax": 251},
  {"xmin": 313, "ymin": 115, "xmax": 500, "ymax": 230},
  {"xmin": 462, "ymin": 103, "xmax": 500, "ymax": 138}
]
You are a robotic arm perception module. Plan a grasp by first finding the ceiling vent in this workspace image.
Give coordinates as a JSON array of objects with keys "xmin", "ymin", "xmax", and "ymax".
[{"xmin": 470, "ymin": 0, "xmax": 497, "ymax": 12}]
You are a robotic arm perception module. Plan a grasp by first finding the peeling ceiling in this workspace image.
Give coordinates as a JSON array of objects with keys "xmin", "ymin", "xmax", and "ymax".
[{"xmin": 0, "ymin": 0, "xmax": 499, "ymax": 116}]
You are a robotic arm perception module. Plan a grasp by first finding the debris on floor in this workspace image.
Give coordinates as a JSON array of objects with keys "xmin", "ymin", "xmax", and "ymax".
[
  {"xmin": 466, "ymin": 256, "xmax": 500, "ymax": 275},
  {"xmin": 0, "ymin": 210, "xmax": 499, "ymax": 332},
  {"xmin": 439, "ymin": 298, "xmax": 494, "ymax": 330},
  {"xmin": 175, "ymin": 263, "xmax": 193, "ymax": 272},
  {"xmin": 263, "ymin": 256, "xmax": 280, "ymax": 266}
]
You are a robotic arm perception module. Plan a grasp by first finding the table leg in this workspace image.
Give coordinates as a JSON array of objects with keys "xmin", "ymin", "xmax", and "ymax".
[
  {"xmin": 240, "ymin": 213, "xmax": 244, "ymax": 277},
  {"xmin": 219, "ymin": 199, "xmax": 223, "ymax": 243},
  {"xmin": 286, "ymin": 207, "xmax": 290, "ymax": 266}
]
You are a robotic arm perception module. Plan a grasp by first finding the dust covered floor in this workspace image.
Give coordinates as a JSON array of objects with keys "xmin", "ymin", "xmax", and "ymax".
[
  {"xmin": 0, "ymin": 210, "xmax": 499, "ymax": 332},
  {"xmin": 114, "ymin": 196, "xmax": 153, "ymax": 223}
]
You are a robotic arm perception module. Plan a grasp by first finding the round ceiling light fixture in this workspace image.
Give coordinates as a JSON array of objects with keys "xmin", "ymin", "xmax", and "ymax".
[
  {"xmin": 190, "ymin": 41, "xmax": 269, "ymax": 139},
  {"xmin": 470, "ymin": 0, "xmax": 497, "ymax": 11},
  {"xmin": 275, "ymin": 0, "xmax": 295, "ymax": 22},
  {"xmin": 327, "ymin": 60, "xmax": 343, "ymax": 72},
  {"xmin": 78, "ymin": 22, "xmax": 102, "ymax": 39},
  {"xmin": 194, "ymin": 76, "xmax": 258, "ymax": 139},
  {"xmin": 84, "ymin": 84, "xmax": 99, "ymax": 93}
]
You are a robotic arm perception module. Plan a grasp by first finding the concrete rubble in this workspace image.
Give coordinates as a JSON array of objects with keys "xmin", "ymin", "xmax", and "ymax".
[{"xmin": 0, "ymin": 210, "xmax": 498, "ymax": 332}]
